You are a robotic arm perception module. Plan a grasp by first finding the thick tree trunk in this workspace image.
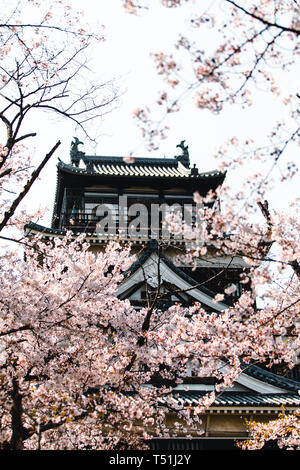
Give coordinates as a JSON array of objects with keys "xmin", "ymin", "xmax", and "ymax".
[{"xmin": 10, "ymin": 378, "xmax": 24, "ymax": 450}]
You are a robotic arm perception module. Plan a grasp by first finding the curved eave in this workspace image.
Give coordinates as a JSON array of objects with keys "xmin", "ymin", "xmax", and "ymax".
[
  {"xmin": 57, "ymin": 160, "xmax": 226, "ymax": 181},
  {"xmin": 242, "ymin": 364, "xmax": 300, "ymax": 393},
  {"xmin": 25, "ymin": 221, "xmax": 67, "ymax": 238},
  {"xmin": 24, "ymin": 222, "xmax": 193, "ymax": 246},
  {"xmin": 24, "ymin": 221, "xmax": 109, "ymax": 241}
]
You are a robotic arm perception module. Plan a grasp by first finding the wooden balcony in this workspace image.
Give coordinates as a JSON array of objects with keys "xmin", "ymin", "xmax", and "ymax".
[{"xmin": 60, "ymin": 211, "xmax": 187, "ymax": 242}]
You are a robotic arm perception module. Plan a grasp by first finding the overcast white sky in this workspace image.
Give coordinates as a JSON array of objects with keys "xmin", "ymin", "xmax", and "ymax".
[{"xmin": 19, "ymin": 0, "xmax": 299, "ymax": 226}]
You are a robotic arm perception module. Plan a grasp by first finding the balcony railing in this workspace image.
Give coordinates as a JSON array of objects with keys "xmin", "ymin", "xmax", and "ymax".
[{"xmin": 60, "ymin": 211, "xmax": 189, "ymax": 241}]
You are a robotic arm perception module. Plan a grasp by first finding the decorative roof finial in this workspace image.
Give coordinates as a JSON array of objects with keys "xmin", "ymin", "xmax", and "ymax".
[
  {"xmin": 175, "ymin": 140, "xmax": 190, "ymax": 168},
  {"xmin": 70, "ymin": 137, "xmax": 85, "ymax": 167}
]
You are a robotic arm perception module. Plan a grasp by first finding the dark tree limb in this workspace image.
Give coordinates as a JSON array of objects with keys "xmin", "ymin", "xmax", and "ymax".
[
  {"xmin": 0, "ymin": 140, "xmax": 61, "ymax": 233},
  {"xmin": 225, "ymin": 0, "xmax": 300, "ymax": 35}
]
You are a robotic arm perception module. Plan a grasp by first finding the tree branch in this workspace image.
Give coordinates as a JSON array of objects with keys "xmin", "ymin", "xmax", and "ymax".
[
  {"xmin": 225, "ymin": 0, "xmax": 300, "ymax": 35},
  {"xmin": 0, "ymin": 140, "xmax": 61, "ymax": 233},
  {"xmin": 258, "ymin": 199, "xmax": 300, "ymax": 280}
]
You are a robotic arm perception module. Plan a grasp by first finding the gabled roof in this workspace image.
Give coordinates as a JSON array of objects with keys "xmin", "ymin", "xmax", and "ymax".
[{"xmin": 118, "ymin": 242, "xmax": 231, "ymax": 311}]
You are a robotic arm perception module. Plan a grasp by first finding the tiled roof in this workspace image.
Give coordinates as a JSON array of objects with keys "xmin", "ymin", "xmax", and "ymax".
[
  {"xmin": 92, "ymin": 162, "xmax": 187, "ymax": 178},
  {"xmin": 57, "ymin": 157, "xmax": 224, "ymax": 180},
  {"xmin": 169, "ymin": 391, "xmax": 300, "ymax": 408}
]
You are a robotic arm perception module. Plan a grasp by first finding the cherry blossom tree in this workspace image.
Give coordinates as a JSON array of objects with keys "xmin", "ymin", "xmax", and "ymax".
[
  {"xmin": 122, "ymin": 1, "xmax": 299, "ymax": 216},
  {"xmin": 2, "ymin": 220, "xmax": 299, "ymax": 449},
  {"xmin": 239, "ymin": 409, "xmax": 300, "ymax": 450},
  {"xmin": 0, "ymin": 0, "xmax": 299, "ymax": 450},
  {"xmin": 0, "ymin": 0, "xmax": 118, "ymax": 238},
  {"xmin": 122, "ymin": 1, "xmax": 299, "ymax": 163},
  {"xmin": 121, "ymin": 0, "xmax": 300, "ymax": 449}
]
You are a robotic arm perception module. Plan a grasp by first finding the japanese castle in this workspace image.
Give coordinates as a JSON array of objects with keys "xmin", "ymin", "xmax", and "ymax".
[{"xmin": 26, "ymin": 138, "xmax": 300, "ymax": 450}]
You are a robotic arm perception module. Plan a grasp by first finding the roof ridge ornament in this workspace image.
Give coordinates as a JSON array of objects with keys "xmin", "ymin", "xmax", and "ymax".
[
  {"xmin": 175, "ymin": 140, "xmax": 190, "ymax": 168},
  {"xmin": 70, "ymin": 137, "xmax": 85, "ymax": 167}
]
